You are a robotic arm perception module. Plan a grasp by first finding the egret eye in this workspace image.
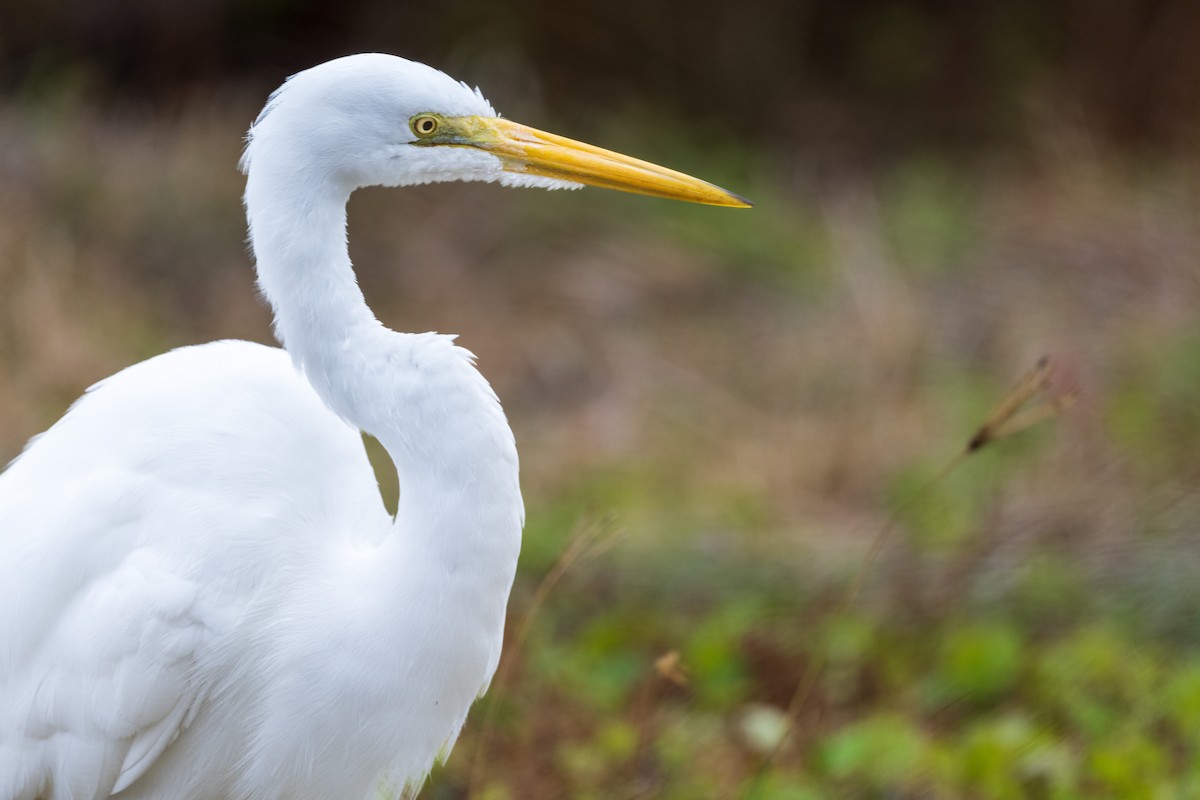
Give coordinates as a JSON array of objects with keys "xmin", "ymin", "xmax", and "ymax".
[{"xmin": 411, "ymin": 115, "xmax": 439, "ymax": 137}]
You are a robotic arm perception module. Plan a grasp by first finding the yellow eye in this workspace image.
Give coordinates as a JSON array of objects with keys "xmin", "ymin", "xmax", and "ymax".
[{"xmin": 411, "ymin": 115, "xmax": 439, "ymax": 137}]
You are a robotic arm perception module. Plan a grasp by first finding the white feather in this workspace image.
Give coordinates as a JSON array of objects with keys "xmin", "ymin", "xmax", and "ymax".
[{"xmin": 1, "ymin": 54, "xmax": 527, "ymax": 800}]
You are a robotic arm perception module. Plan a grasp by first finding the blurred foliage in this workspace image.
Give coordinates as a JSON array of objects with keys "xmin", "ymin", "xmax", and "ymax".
[
  {"xmin": 3, "ymin": 0, "xmax": 1200, "ymax": 155},
  {"xmin": 3, "ymin": 4, "xmax": 1200, "ymax": 798}
]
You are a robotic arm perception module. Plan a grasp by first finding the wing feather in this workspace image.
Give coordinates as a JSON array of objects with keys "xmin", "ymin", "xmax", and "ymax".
[{"xmin": 0, "ymin": 340, "xmax": 386, "ymax": 799}]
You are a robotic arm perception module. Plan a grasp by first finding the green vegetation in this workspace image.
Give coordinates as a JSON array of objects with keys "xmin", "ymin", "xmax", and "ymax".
[{"xmin": 1, "ymin": 91, "xmax": 1199, "ymax": 798}]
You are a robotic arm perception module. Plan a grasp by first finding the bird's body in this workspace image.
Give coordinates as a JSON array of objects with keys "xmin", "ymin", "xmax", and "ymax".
[
  {"xmin": 1, "ymin": 333, "xmax": 521, "ymax": 800},
  {"xmin": 0, "ymin": 54, "xmax": 746, "ymax": 799},
  {"xmin": 1, "ymin": 339, "xmax": 516, "ymax": 799}
]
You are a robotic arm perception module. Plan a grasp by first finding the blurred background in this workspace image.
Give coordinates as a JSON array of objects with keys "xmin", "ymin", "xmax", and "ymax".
[{"xmin": 2, "ymin": 1, "xmax": 1200, "ymax": 797}]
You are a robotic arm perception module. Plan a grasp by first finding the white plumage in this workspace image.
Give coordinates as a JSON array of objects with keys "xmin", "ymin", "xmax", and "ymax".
[{"xmin": 0, "ymin": 53, "xmax": 747, "ymax": 799}]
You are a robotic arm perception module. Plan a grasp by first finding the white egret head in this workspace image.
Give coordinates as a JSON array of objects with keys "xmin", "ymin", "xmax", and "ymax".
[{"xmin": 241, "ymin": 53, "xmax": 750, "ymax": 206}]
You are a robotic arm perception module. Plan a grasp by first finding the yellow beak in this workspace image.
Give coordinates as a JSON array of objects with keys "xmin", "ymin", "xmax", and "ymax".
[{"xmin": 433, "ymin": 116, "xmax": 751, "ymax": 208}]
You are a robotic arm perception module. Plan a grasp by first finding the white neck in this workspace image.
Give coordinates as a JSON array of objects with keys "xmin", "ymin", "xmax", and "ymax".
[{"xmin": 244, "ymin": 148, "xmax": 523, "ymax": 599}]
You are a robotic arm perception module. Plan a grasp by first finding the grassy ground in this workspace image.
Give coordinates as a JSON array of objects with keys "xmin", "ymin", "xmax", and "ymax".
[{"xmin": 2, "ymin": 92, "xmax": 1199, "ymax": 798}]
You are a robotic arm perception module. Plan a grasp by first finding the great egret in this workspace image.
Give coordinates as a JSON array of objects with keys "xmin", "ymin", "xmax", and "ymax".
[{"xmin": 0, "ymin": 54, "xmax": 747, "ymax": 799}]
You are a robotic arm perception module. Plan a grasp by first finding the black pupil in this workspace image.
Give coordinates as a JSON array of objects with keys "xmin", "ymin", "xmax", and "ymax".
[{"xmin": 419, "ymin": 119, "xmax": 433, "ymax": 133}]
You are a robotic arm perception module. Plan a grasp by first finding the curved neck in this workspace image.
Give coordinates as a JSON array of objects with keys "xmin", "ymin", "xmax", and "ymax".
[{"xmin": 244, "ymin": 155, "xmax": 523, "ymax": 566}]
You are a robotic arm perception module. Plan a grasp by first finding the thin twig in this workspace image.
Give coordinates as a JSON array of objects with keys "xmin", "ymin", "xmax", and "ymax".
[{"xmin": 466, "ymin": 514, "xmax": 622, "ymax": 796}]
